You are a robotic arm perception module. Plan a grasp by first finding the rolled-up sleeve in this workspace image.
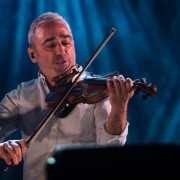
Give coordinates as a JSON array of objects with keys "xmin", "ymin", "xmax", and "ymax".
[
  {"xmin": 94, "ymin": 98, "xmax": 129, "ymax": 146},
  {"xmin": 0, "ymin": 90, "xmax": 20, "ymax": 142}
]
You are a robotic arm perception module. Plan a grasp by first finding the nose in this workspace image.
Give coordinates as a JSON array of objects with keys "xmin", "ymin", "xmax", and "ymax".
[{"xmin": 56, "ymin": 41, "xmax": 65, "ymax": 55}]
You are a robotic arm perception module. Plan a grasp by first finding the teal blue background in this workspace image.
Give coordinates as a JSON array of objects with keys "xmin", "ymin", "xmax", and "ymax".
[{"xmin": 0, "ymin": 0, "xmax": 180, "ymax": 179}]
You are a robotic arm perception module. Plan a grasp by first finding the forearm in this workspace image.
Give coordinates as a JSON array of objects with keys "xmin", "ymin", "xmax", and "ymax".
[{"xmin": 105, "ymin": 105, "xmax": 128, "ymax": 135}]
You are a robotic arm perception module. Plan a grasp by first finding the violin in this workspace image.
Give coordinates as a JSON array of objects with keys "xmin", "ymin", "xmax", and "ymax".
[{"xmin": 45, "ymin": 70, "xmax": 158, "ymax": 118}]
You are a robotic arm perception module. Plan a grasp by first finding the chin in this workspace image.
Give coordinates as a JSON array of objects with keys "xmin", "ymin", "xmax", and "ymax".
[{"xmin": 54, "ymin": 67, "xmax": 69, "ymax": 76}]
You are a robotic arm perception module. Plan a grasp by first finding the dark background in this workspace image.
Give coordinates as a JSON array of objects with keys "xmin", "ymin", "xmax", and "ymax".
[{"xmin": 0, "ymin": 0, "xmax": 180, "ymax": 179}]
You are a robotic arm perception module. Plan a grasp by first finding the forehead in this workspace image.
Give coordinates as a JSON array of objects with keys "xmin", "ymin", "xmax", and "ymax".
[{"xmin": 34, "ymin": 20, "xmax": 72, "ymax": 39}]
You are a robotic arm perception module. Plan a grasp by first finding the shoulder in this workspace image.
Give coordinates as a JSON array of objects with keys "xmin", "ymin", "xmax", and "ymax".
[
  {"xmin": 6, "ymin": 78, "xmax": 38, "ymax": 98},
  {"xmin": 17, "ymin": 78, "xmax": 38, "ymax": 91},
  {"xmin": 1, "ymin": 78, "xmax": 38, "ymax": 105}
]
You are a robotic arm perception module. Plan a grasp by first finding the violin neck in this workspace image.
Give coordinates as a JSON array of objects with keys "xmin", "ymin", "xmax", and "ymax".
[{"xmin": 83, "ymin": 78, "xmax": 108, "ymax": 86}]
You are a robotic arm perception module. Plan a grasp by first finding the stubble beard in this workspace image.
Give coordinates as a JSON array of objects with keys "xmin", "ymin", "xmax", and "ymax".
[{"xmin": 53, "ymin": 55, "xmax": 73, "ymax": 76}]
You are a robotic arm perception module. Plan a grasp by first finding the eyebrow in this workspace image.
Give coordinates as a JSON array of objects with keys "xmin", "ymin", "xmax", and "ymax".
[
  {"xmin": 42, "ymin": 37, "xmax": 55, "ymax": 46},
  {"xmin": 42, "ymin": 35, "xmax": 72, "ymax": 46}
]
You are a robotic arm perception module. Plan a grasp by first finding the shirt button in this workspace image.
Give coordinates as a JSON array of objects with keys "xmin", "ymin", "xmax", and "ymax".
[
  {"xmin": 53, "ymin": 126, "xmax": 57, "ymax": 130},
  {"xmin": 50, "ymin": 148, "xmax": 54, "ymax": 152}
]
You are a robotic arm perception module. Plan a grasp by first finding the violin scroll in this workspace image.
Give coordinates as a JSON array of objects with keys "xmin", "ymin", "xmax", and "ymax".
[{"xmin": 132, "ymin": 78, "xmax": 158, "ymax": 100}]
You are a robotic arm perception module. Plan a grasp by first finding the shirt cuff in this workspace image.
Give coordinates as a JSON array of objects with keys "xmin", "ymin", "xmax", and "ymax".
[{"xmin": 103, "ymin": 122, "xmax": 129, "ymax": 145}]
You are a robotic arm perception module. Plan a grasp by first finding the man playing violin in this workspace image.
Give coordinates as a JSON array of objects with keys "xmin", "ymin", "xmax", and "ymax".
[{"xmin": 0, "ymin": 12, "xmax": 134, "ymax": 180}]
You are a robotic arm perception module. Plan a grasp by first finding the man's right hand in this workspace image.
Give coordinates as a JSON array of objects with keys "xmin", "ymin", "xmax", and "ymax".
[{"xmin": 0, "ymin": 139, "xmax": 27, "ymax": 166}]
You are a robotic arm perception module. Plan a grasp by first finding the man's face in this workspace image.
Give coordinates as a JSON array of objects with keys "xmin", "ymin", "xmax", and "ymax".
[{"xmin": 30, "ymin": 20, "xmax": 76, "ymax": 84}]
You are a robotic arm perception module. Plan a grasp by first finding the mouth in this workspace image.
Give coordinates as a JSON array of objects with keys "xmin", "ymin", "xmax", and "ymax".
[
  {"xmin": 54, "ymin": 55, "xmax": 69, "ymax": 65},
  {"xmin": 54, "ymin": 60, "xmax": 71, "ymax": 71},
  {"xmin": 55, "ymin": 60, "xmax": 66, "ymax": 64}
]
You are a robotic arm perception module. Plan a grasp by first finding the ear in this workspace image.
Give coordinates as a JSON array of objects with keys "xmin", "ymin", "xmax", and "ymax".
[{"xmin": 28, "ymin": 47, "xmax": 37, "ymax": 63}]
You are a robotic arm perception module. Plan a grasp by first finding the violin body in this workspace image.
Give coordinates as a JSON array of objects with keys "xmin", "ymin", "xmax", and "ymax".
[{"xmin": 45, "ymin": 71, "xmax": 118, "ymax": 117}]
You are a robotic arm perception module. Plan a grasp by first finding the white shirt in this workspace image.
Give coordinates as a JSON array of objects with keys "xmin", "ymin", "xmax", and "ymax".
[{"xmin": 0, "ymin": 72, "xmax": 129, "ymax": 180}]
